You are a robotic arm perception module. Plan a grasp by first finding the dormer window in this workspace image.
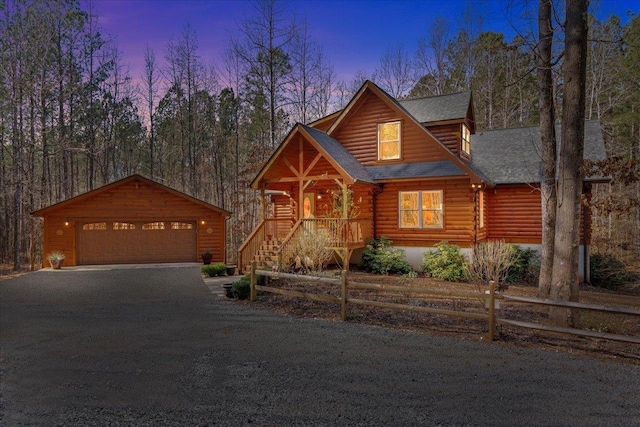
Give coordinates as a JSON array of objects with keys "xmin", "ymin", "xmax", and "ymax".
[
  {"xmin": 462, "ymin": 124, "xmax": 471, "ymax": 156},
  {"xmin": 378, "ymin": 121, "xmax": 401, "ymax": 160}
]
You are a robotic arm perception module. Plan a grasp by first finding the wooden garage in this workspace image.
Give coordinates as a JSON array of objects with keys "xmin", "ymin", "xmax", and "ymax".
[{"xmin": 31, "ymin": 174, "xmax": 230, "ymax": 266}]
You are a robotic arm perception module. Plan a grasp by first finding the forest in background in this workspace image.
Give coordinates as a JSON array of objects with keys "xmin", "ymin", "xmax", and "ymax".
[{"xmin": 1, "ymin": 0, "xmax": 638, "ymax": 271}]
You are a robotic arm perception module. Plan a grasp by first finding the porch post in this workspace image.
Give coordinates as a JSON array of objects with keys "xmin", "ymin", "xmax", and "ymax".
[
  {"xmin": 260, "ymin": 187, "xmax": 266, "ymax": 221},
  {"xmin": 341, "ymin": 182, "xmax": 348, "ymax": 219}
]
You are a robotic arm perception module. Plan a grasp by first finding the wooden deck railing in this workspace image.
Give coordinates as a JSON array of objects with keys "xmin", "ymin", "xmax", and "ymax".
[
  {"xmin": 277, "ymin": 217, "xmax": 372, "ymax": 269},
  {"xmin": 240, "ymin": 217, "xmax": 372, "ymax": 273}
]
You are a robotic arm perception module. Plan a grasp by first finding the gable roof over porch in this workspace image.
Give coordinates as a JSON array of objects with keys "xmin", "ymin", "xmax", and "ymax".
[{"xmin": 251, "ymin": 123, "xmax": 376, "ymax": 189}]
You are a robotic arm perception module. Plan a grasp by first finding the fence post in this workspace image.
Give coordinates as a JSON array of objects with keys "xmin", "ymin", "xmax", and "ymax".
[
  {"xmin": 250, "ymin": 260, "xmax": 257, "ymax": 302},
  {"xmin": 488, "ymin": 280, "xmax": 496, "ymax": 341},
  {"xmin": 340, "ymin": 270, "xmax": 348, "ymax": 321}
]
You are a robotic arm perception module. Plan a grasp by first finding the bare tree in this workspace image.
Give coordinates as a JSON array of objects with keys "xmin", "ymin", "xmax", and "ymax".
[
  {"xmin": 414, "ymin": 16, "xmax": 450, "ymax": 96},
  {"xmin": 142, "ymin": 44, "xmax": 160, "ymax": 178},
  {"xmin": 288, "ymin": 19, "xmax": 334, "ymax": 123},
  {"xmin": 549, "ymin": 0, "xmax": 589, "ymax": 326},
  {"xmin": 334, "ymin": 70, "xmax": 369, "ymax": 110},
  {"xmin": 233, "ymin": 0, "xmax": 294, "ymax": 149},
  {"xmin": 537, "ymin": 0, "xmax": 557, "ymax": 298},
  {"xmin": 373, "ymin": 43, "xmax": 416, "ymax": 99}
]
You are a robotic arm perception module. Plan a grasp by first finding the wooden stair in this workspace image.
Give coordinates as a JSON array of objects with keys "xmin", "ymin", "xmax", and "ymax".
[{"xmin": 244, "ymin": 239, "xmax": 280, "ymax": 273}]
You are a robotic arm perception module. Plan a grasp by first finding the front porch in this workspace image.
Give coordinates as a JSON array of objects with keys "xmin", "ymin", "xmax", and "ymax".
[
  {"xmin": 238, "ymin": 217, "xmax": 372, "ymax": 273},
  {"xmin": 238, "ymin": 123, "xmax": 379, "ymax": 273}
]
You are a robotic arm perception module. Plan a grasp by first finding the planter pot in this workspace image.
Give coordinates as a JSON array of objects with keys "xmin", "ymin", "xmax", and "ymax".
[
  {"xmin": 226, "ymin": 265, "xmax": 237, "ymax": 276},
  {"xmin": 202, "ymin": 254, "xmax": 213, "ymax": 265},
  {"xmin": 49, "ymin": 259, "xmax": 64, "ymax": 270},
  {"xmin": 222, "ymin": 283, "xmax": 234, "ymax": 298}
]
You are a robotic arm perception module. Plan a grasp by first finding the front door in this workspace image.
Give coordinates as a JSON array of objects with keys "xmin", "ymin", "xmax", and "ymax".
[{"xmin": 303, "ymin": 192, "xmax": 315, "ymax": 219}]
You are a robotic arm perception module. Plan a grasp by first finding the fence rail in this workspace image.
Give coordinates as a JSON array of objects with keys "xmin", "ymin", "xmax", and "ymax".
[
  {"xmin": 248, "ymin": 261, "xmax": 640, "ymax": 346},
  {"xmin": 497, "ymin": 294, "xmax": 640, "ymax": 344}
]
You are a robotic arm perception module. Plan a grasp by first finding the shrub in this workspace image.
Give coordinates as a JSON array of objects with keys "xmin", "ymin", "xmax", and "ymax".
[
  {"xmin": 590, "ymin": 253, "xmax": 629, "ymax": 289},
  {"xmin": 291, "ymin": 228, "xmax": 334, "ymax": 273},
  {"xmin": 201, "ymin": 262, "xmax": 227, "ymax": 277},
  {"xmin": 232, "ymin": 276, "xmax": 251, "ymax": 299},
  {"xmin": 421, "ymin": 241, "xmax": 467, "ymax": 281},
  {"xmin": 506, "ymin": 246, "xmax": 539, "ymax": 285},
  {"xmin": 466, "ymin": 240, "xmax": 517, "ymax": 286},
  {"xmin": 257, "ymin": 268, "xmax": 271, "ymax": 286},
  {"xmin": 360, "ymin": 236, "xmax": 413, "ymax": 275}
]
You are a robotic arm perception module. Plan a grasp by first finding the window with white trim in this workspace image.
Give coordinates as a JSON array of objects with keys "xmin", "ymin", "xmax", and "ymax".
[
  {"xmin": 378, "ymin": 121, "xmax": 401, "ymax": 160},
  {"xmin": 462, "ymin": 124, "xmax": 471, "ymax": 155},
  {"xmin": 399, "ymin": 190, "xmax": 443, "ymax": 229}
]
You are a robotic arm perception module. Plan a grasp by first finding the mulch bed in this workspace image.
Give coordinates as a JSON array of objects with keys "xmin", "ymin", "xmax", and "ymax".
[{"xmin": 243, "ymin": 270, "xmax": 640, "ymax": 365}]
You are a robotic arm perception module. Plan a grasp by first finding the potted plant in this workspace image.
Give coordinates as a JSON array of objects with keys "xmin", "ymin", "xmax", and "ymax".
[
  {"xmin": 202, "ymin": 249, "xmax": 213, "ymax": 265},
  {"xmin": 47, "ymin": 251, "xmax": 66, "ymax": 269},
  {"xmin": 222, "ymin": 283, "xmax": 234, "ymax": 298},
  {"xmin": 226, "ymin": 265, "xmax": 237, "ymax": 276}
]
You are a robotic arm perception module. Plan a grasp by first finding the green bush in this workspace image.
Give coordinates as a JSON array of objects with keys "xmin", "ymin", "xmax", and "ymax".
[
  {"xmin": 232, "ymin": 276, "xmax": 251, "ymax": 299},
  {"xmin": 506, "ymin": 246, "xmax": 540, "ymax": 285},
  {"xmin": 360, "ymin": 236, "xmax": 413, "ymax": 275},
  {"xmin": 421, "ymin": 241, "xmax": 467, "ymax": 281},
  {"xmin": 201, "ymin": 262, "xmax": 227, "ymax": 277},
  {"xmin": 590, "ymin": 253, "xmax": 629, "ymax": 289}
]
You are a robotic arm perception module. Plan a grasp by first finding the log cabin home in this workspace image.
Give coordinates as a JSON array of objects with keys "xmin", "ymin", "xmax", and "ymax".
[
  {"xmin": 32, "ymin": 174, "xmax": 230, "ymax": 266},
  {"xmin": 239, "ymin": 80, "xmax": 607, "ymax": 281}
]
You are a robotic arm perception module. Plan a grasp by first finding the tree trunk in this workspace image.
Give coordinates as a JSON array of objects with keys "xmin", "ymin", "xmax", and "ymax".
[
  {"xmin": 537, "ymin": 0, "xmax": 557, "ymax": 298},
  {"xmin": 549, "ymin": 0, "xmax": 589, "ymax": 326}
]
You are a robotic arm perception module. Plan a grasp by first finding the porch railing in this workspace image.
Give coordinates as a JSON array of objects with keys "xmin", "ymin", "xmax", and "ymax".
[
  {"xmin": 239, "ymin": 217, "xmax": 372, "ymax": 273},
  {"xmin": 278, "ymin": 217, "xmax": 372, "ymax": 270}
]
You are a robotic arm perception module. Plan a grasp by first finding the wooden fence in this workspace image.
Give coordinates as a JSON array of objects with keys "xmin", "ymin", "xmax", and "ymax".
[{"xmin": 248, "ymin": 261, "xmax": 640, "ymax": 345}]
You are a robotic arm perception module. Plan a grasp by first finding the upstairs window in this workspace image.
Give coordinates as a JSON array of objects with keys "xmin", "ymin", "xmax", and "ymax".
[
  {"xmin": 378, "ymin": 121, "xmax": 401, "ymax": 160},
  {"xmin": 399, "ymin": 190, "xmax": 443, "ymax": 229},
  {"xmin": 462, "ymin": 124, "xmax": 471, "ymax": 156}
]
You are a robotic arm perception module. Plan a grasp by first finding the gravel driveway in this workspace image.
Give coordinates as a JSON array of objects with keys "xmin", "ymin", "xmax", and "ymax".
[{"xmin": 1, "ymin": 266, "xmax": 638, "ymax": 426}]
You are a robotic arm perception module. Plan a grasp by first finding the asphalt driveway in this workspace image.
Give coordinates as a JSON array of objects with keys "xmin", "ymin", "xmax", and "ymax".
[{"xmin": 1, "ymin": 266, "xmax": 639, "ymax": 426}]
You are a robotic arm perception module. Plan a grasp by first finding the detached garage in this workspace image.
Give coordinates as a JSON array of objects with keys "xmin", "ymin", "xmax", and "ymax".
[{"xmin": 32, "ymin": 174, "xmax": 230, "ymax": 266}]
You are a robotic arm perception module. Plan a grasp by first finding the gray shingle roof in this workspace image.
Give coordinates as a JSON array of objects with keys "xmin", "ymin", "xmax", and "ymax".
[
  {"xmin": 366, "ymin": 161, "xmax": 465, "ymax": 181},
  {"xmin": 301, "ymin": 124, "xmax": 375, "ymax": 184},
  {"xmin": 471, "ymin": 120, "xmax": 607, "ymax": 184},
  {"xmin": 398, "ymin": 91, "xmax": 471, "ymax": 123}
]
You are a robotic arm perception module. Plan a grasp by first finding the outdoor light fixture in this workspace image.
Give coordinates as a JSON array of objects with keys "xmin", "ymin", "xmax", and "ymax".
[
  {"xmin": 65, "ymin": 219, "xmax": 69, "ymax": 226},
  {"xmin": 201, "ymin": 220, "xmax": 205, "ymax": 225}
]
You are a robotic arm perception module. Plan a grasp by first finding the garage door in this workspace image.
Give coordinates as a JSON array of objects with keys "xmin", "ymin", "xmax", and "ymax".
[{"xmin": 77, "ymin": 221, "xmax": 196, "ymax": 265}]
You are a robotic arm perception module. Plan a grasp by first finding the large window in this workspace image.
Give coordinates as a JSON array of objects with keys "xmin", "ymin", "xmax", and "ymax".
[
  {"xmin": 399, "ymin": 190, "xmax": 443, "ymax": 229},
  {"xmin": 378, "ymin": 121, "xmax": 401, "ymax": 160},
  {"xmin": 462, "ymin": 124, "xmax": 471, "ymax": 155}
]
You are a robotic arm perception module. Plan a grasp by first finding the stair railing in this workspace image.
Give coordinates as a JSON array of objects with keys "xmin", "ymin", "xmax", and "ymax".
[{"xmin": 238, "ymin": 218, "xmax": 295, "ymax": 273}]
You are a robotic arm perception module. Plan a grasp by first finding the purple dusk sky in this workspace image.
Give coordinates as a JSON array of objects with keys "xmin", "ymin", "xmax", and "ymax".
[{"xmin": 91, "ymin": 0, "xmax": 638, "ymax": 85}]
